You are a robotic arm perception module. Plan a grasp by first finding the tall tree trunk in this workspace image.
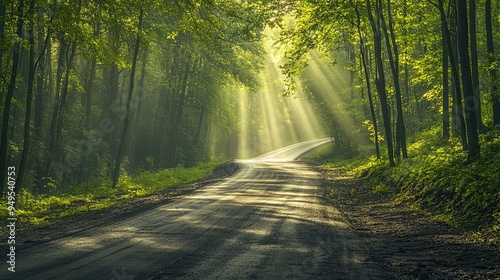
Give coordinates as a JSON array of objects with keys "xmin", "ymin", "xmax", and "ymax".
[
  {"xmin": 442, "ymin": 19, "xmax": 450, "ymax": 141},
  {"xmin": 167, "ymin": 53, "xmax": 193, "ymax": 167},
  {"xmin": 486, "ymin": 0, "xmax": 500, "ymax": 125},
  {"xmin": 468, "ymin": 0, "xmax": 484, "ymax": 131},
  {"xmin": 108, "ymin": 62, "xmax": 120, "ymax": 155},
  {"xmin": 380, "ymin": 0, "xmax": 407, "ymax": 159},
  {"xmin": 0, "ymin": 1, "xmax": 6, "ymax": 86},
  {"xmin": 112, "ymin": 7, "xmax": 144, "ymax": 189},
  {"xmin": 432, "ymin": 0, "xmax": 468, "ymax": 150},
  {"xmin": 0, "ymin": 0, "xmax": 24, "ymax": 198},
  {"xmin": 348, "ymin": 45, "xmax": 355, "ymax": 101},
  {"xmin": 44, "ymin": 36, "xmax": 67, "ymax": 179},
  {"xmin": 129, "ymin": 52, "xmax": 147, "ymax": 172},
  {"xmin": 17, "ymin": 0, "xmax": 37, "ymax": 192},
  {"xmin": 366, "ymin": 0, "xmax": 395, "ymax": 166},
  {"xmin": 353, "ymin": 2, "xmax": 380, "ymax": 159},
  {"xmin": 194, "ymin": 106, "xmax": 206, "ymax": 145},
  {"xmin": 84, "ymin": 22, "xmax": 100, "ymax": 130},
  {"xmin": 34, "ymin": 6, "xmax": 49, "ymax": 139},
  {"xmin": 457, "ymin": 0, "xmax": 480, "ymax": 160}
]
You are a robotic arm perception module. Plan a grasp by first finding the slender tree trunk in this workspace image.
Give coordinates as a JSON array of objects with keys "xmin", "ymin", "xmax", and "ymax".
[
  {"xmin": 452, "ymin": 79, "xmax": 459, "ymax": 136},
  {"xmin": 17, "ymin": 0, "xmax": 37, "ymax": 192},
  {"xmin": 0, "ymin": 0, "xmax": 24, "ymax": 198},
  {"xmin": 468, "ymin": 0, "xmax": 484, "ymax": 131},
  {"xmin": 167, "ymin": 53, "xmax": 193, "ymax": 167},
  {"xmin": 349, "ymin": 45, "xmax": 355, "ymax": 101},
  {"xmin": 381, "ymin": 0, "xmax": 407, "ymax": 159},
  {"xmin": 103, "ymin": 17, "xmax": 121, "ymax": 157},
  {"xmin": 112, "ymin": 7, "xmax": 144, "ymax": 188},
  {"xmin": 84, "ymin": 20, "xmax": 101, "ymax": 130},
  {"xmin": 34, "ymin": 9, "xmax": 48, "ymax": 139},
  {"xmin": 353, "ymin": 2, "xmax": 380, "ymax": 159},
  {"xmin": 108, "ymin": 62, "xmax": 119, "ymax": 155},
  {"xmin": 194, "ymin": 106, "xmax": 206, "ymax": 145},
  {"xmin": 366, "ymin": 0, "xmax": 395, "ymax": 166},
  {"xmin": 129, "ymin": 52, "xmax": 147, "ymax": 172},
  {"xmin": 486, "ymin": 0, "xmax": 500, "ymax": 125},
  {"xmin": 44, "ymin": 36, "xmax": 67, "ymax": 178},
  {"xmin": 457, "ymin": 0, "xmax": 480, "ymax": 160},
  {"xmin": 432, "ymin": 0, "xmax": 468, "ymax": 150},
  {"xmin": 442, "ymin": 19, "xmax": 450, "ymax": 141},
  {"xmin": 0, "ymin": 1, "xmax": 6, "ymax": 85}
]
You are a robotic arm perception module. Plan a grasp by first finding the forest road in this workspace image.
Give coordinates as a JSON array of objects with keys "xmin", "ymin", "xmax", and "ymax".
[{"xmin": 4, "ymin": 138, "xmax": 387, "ymax": 280}]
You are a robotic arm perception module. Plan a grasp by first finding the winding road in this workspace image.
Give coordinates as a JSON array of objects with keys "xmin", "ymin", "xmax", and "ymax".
[{"xmin": 4, "ymin": 138, "xmax": 386, "ymax": 280}]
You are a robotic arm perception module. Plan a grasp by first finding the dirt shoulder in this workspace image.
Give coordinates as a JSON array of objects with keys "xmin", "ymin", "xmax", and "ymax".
[{"xmin": 318, "ymin": 166, "xmax": 500, "ymax": 280}]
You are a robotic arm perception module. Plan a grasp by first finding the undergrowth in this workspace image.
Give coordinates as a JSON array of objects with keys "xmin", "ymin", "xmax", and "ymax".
[
  {"xmin": 306, "ymin": 126, "xmax": 500, "ymax": 244},
  {"xmin": 0, "ymin": 161, "xmax": 220, "ymax": 226}
]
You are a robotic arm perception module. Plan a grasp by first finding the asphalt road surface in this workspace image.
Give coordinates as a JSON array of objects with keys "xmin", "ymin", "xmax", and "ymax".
[{"xmin": 3, "ymin": 138, "xmax": 387, "ymax": 280}]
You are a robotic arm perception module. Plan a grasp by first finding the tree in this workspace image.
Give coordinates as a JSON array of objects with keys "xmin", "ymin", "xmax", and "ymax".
[
  {"xmin": 112, "ymin": 7, "xmax": 144, "ymax": 189},
  {"xmin": 468, "ymin": 0, "xmax": 484, "ymax": 131},
  {"xmin": 442, "ymin": 17, "xmax": 450, "ymax": 141},
  {"xmin": 352, "ymin": 1, "xmax": 380, "ymax": 159},
  {"xmin": 456, "ymin": 0, "xmax": 480, "ymax": 160},
  {"xmin": 379, "ymin": 0, "xmax": 407, "ymax": 159},
  {"xmin": 486, "ymin": 0, "xmax": 500, "ymax": 125},
  {"xmin": 431, "ymin": 0, "xmax": 468, "ymax": 150},
  {"xmin": 366, "ymin": 0, "xmax": 395, "ymax": 166},
  {"xmin": 0, "ymin": 0, "xmax": 24, "ymax": 198}
]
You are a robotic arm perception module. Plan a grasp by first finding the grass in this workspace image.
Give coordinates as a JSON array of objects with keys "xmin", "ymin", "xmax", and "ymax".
[
  {"xmin": 0, "ymin": 161, "xmax": 221, "ymax": 226},
  {"xmin": 304, "ymin": 125, "xmax": 500, "ymax": 244}
]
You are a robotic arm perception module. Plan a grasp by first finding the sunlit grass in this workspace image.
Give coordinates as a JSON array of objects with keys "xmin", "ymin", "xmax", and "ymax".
[{"xmin": 0, "ymin": 161, "xmax": 221, "ymax": 226}]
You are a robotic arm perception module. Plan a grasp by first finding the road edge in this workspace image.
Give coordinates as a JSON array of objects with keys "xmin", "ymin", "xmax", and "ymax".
[{"xmin": 10, "ymin": 161, "xmax": 240, "ymax": 249}]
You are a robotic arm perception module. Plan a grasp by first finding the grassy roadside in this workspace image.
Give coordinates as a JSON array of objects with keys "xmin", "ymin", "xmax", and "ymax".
[
  {"xmin": 304, "ymin": 126, "xmax": 500, "ymax": 244},
  {"xmin": 0, "ymin": 161, "xmax": 222, "ymax": 227}
]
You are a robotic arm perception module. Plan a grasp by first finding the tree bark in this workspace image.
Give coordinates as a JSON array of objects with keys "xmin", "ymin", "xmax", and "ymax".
[
  {"xmin": 353, "ymin": 2, "xmax": 380, "ymax": 160},
  {"xmin": 129, "ymin": 52, "xmax": 148, "ymax": 172},
  {"xmin": 0, "ymin": 1, "xmax": 6, "ymax": 88},
  {"xmin": 442, "ymin": 19, "xmax": 450, "ymax": 141},
  {"xmin": 112, "ymin": 7, "xmax": 144, "ymax": 188},
  {"xmin": 457, "ymin": 0, "xmax": 480, "ymax": 160},
  {"xmin": 366, "ymin": 0, "xmax": 395, "ymax": 166},
  {"xmin": 167, "ymin": 53, "xmax": 193, "ymax": 167},
  {"xmin": 432, "ymin": 0, "xmax": 468, "ymax": 150},
  {"xmin": 17, "ymin": 0, "xmax": 37, "ymax": 192},
  {"xmin": 468, "ymin": 0, "xmax": 484, "ymax": 131},
  {"xmin": 194, "ymin": 106, "xmax": 206, "ymax": 145},
  {"xmin": 44, "ymin": 32, "xmax": 67, "ymax": 178},
  {"xmin": 0, "ymin": 0, "xmax": 24, "ymax": 198},
  {"xmin": 486, "ymin": 0, "xmax": 500, "ymax": 125},
  {"xmin": 380, "ymin": 0, "xmax": 407, "ymax": 159}
]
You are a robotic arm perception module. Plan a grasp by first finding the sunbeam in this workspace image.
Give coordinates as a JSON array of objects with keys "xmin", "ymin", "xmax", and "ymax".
[{"xmin": 231, "ymin": 29, "xmax": 328, "ymax": 159}]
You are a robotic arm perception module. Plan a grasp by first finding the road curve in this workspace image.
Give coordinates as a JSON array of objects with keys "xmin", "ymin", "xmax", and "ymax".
[{"xmin": 3, "ymin": 139, "xmax": 384, "ymax": 280}]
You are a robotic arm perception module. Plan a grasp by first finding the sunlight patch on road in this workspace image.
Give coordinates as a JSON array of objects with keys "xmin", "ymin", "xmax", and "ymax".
[
  {"xmin": 241, "ymin": 228, "xmax": 269, "ymax": 237},
  {"xmin": 59, "ymin": 236, "xmax": 103, "ymax": 251}
]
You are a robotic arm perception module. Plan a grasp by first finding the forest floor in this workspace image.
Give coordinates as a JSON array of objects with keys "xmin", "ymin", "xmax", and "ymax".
[{"xmin": 319, "ymin": 166, "xmax": 500, "ymax": 279}]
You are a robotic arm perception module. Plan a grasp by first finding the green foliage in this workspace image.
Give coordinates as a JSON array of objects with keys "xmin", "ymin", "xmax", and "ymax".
[
  {"xmin": 314, "ymin": 126, "xmax": 500, "ymax": 243},
  {"xmin": 0, "ymin": 161, "xmax": 221, "ymax": 226}
]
